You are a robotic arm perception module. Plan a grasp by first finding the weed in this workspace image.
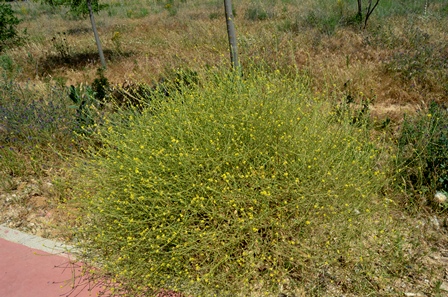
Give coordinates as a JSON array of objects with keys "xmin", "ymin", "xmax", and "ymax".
[
  {"xmin": 50, "ymin": 32, "xmax": 71, "ymax": 61},
  {"xmin": 67, "ymin": 69, "xmax": 109, "ymax": 134},
  {"xmin": 334, "ymin": 89, "xmax": 373, "ymax": 126},
  {"xmin": 111, "ymin": 31, "xmax": 123, "ymax": 55}
]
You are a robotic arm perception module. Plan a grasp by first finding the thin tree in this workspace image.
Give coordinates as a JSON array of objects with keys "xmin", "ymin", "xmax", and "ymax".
[
  {"xmin": 356, "ymin": 0, "xmax": 380, "ymax": 29},
  {"xmin": 42, "ymin": 0, "xmax": 106, "ymax": 68},
  {"xmin": 356, "ymin": 0, "xmax": 362, "ymax": 22},
  {"xmin": 223, "ymin": 0, "xmax": 239, "ymax": 70},
  {"xmin": 363, "ymin": 0, "xmax": 380, "ymax": 29},
  {"xmin": 87, "ymin": 0, "xmax": 106, "ymax": 67}
]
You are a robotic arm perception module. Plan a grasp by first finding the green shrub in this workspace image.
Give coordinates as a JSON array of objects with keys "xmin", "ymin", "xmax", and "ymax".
[
  {"xmin": 73, "ymin": 68, "xmax": 393, "ymax": 296},
  {"xmin": 0, "ymin": 3, "xmax": 21, "ymax": 52},
  {"xmin": 396, "ymin": 102, "xmax": 448, "ymax": 198},
  {"xmin": 91, "ymin": 67, "xmax": 110, "ymax": 101}
]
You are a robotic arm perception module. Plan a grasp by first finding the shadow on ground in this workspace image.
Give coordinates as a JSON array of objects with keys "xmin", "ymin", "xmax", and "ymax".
[{"xmin": 39, "ymin": 50, "xmax": 134, "ymax": 75}]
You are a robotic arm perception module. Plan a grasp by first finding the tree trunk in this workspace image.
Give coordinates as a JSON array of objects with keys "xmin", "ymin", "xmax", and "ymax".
[
  {"xmin": 87, "ymin": 0, "xmax": 106, "ymax": 68},
  {"xmin": 356, "ymin": 0, "xmax": 362, "ymax": 22},
  {"xmin": 364, "ymin": 0, "xmax": 380, "ymax": 29},
  {"xmin": 223, "ymin": 0, "xmax": 239, "ymax": 70}
]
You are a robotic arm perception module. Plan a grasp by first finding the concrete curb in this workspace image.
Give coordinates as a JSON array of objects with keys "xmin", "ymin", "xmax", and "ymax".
[{"xmin": 0, "ymin": 224, "xmax": 74, "ymax": 256}]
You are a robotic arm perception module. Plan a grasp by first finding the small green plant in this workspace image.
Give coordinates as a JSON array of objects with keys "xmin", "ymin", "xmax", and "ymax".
[
  {"xmin": 107, "ymin": 6, "xmax": 117, "ymax": 17},
  {"xmin": 49, "ymin": 0, "xmax": 107, "ymax": 18},
  {"xmin": 111, "ymin": 30, "xmax": 123, "ymax": 55},
  {"xmin": 396, "ymin": 102, "xmax": 448, "ymax": 199},
  {"xmin": 91, "ymin": 67, "xmax": 110, "ymax": 101},
  {"xmin": 442, "ymin": 2, "xmax": 448, "ymax": 15},
  {"xmin": 68, "ymin": 83, "xmax": 96, "ymax": 132},
  {"xmin": 0, "ymin": 3, "xmax": 22, "ymax": 52},
  {"xmin": 68, "ymin": 70, "xmax": 110, "ymax": 133}
]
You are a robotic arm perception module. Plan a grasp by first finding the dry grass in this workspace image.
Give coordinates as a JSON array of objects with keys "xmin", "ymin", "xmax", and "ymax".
[{"xmin": 5, "ymin": 0, "xmax": 446, "ymax": 109}]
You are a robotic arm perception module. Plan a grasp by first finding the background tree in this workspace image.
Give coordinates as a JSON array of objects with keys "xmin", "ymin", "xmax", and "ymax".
[
  {"xmin": 356, "ymin": 0, "xmax": 380, "ymax": 29},
  {"xmin": 42, "ymin": 0, "xmax": 106, "ymax": 67}
]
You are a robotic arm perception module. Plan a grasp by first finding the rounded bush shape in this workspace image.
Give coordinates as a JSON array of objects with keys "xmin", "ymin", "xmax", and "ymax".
[{"xmin": 75, "ymin": 69, "xmax": 388, "ymax": 296}]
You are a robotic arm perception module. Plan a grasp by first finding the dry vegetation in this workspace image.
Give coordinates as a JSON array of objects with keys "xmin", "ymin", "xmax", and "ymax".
[
  {"xmin": 7, "ymin": 0, "xmax": 447, "ymax": 105},
  {"xmin": 1, "ymin": 0, "xmax": 448, "ymax": 296}
]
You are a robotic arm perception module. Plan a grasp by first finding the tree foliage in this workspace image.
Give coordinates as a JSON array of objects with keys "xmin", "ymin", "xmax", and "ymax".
[{"xmin": 41, "ymin": 0, "xmax": 104, "ymax": 16}]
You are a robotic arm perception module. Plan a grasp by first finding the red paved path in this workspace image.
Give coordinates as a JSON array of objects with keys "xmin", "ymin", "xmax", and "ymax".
[{"xmin": 0, "ymin": 238, "xmax": 107, "ymax": 297}]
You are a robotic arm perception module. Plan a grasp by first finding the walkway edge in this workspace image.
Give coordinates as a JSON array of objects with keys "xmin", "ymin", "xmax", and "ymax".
[{"xmin": 0, "ymin": 224, "xmax": 74, "ymax": 256}]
